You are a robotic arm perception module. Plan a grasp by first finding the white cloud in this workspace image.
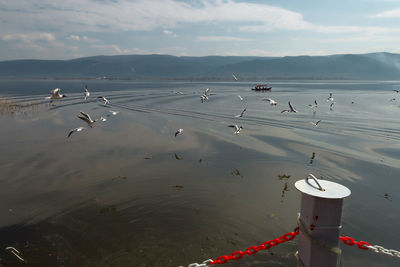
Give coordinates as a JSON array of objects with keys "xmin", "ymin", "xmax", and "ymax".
[
  {"xmin": 68, "ymin": 34, "xmax": 99, "ymax": 42},
  {"xmin": 0, "ymin": 0, "xmax": 312, "ymax": 33},
  {"xmin": 2, "ymin": 32, "xmax": 56, "ymax": 42},
  {"xmin": 371, "ymin": 8, "xmax": 400, "ymax": 18},
  {"xmin": 197, "ymin": 35, "xmax": 252, "ymax": 42}
]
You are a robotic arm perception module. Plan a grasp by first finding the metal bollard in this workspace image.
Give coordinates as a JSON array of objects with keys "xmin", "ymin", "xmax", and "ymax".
[{"xmin": 295, "ymin": 174, "xmax": 351, "ymax": 267}]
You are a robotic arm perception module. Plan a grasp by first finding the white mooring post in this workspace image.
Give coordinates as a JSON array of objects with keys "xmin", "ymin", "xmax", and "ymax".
[{"xmin": 295, "ymin": 174, "xmax": 351, "ymax": 267}]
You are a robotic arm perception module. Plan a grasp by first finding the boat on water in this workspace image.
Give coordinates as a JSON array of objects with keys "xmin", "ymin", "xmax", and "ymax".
[{"xmin": 252, "ymin": 84, "xmax": 272, "ymax": 91}]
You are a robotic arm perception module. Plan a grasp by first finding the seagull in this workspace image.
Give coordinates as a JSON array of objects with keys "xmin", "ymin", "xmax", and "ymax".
[
  {"xmin": 393, "ymin": 90, "xmax": 399, "ymax": 93},
  {"xmin": 84, "ymin": 85, "xmax": 90, "ymax": 100},
  {"xmin": 237, "ymin": 95, "xmax": 243, "ymax": 101},
  {"xmin": 310, "ymin": 120, "xmax": 321, "ymax": 127},
  {"xmin": 97, "ymin": 96, "xmax": 109, "ymax": 105},
  {"xmin": 200, "ymin": 87, "xmax": 216, "ymax": 103},
  {"xmin": 281, "ymin": 101, "xmax": 298, "ymax": 113},
  {"xmin": 175, "ymin": 128, "xmax": 183, "ymax": 137},
  {"xmin": 263, "ymin": 98, "xmax": 277, "ymax": 106},
  {"xmin": 46, "ymin": 88, "xmax": 67, "ymax": 100},
  {"xmin": 308, "ymin": 100, "xmax": 318, "ymax": 109},
  {"xmin": 228, "ymin": 124, "xmax": 243, "ymax": 134},
  {"xmin": 327, "ymin": 93, "xmax": 334, "ymax": 102},
  {"xmin": 330, "ymin": 102, "xmax": 335, "ymax": 111},
  {"xmin": 109, "ymin": 110, "xmax": 119, "ymax": 115},
  {"xmin": 174, "ymin": 153, "xmax": 182, "ymax": 160},
  {"xmin": 99, "ymin": 116, "xmax": 107, "ymax": 122},
  {"xmin": 78, "ymin": 111, "xmax": 96, "ymax": 127},
  {"xmin": 232, "ymin": 73, "xmax": 238, "ymax": 81},
  {"xmin": 67, "ymin": 126, "xmax": 86, "ymax": 137},
  {"xmin": 235, "ymin": 108, "xmax": 246, "ymax": 118}
]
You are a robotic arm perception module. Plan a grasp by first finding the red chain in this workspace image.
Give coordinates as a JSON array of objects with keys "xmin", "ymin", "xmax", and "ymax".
[
  {"xmin": 340, "ymin": 236, "xmax": 370, "ymax": 250},
  {"xmin": 209, "ymin": 229, "xmax": 299, "ymax": 265}
]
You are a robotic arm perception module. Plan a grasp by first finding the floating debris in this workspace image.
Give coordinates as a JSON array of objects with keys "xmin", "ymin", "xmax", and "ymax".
[
  {"xmin": 172, "ymin": 185, "xmax": 184, "ymax": 191},
  {"xmin": 174, "ymin": 153, "xmax": 182, "ymax": 160},
  {"xmin": 5, "ymin": 247, "xmax": 25, "ymax": 262},
  {"xmin": 278, "ymin": 174, "xmax": 291, "ymax": 180},
  {"xmin": 111, "ymin": 175, "xmax": 127, "ymax": 181},
  {"xmin": 144, "ymin": 156, "xmax": 153, "ymax": 160},
  {"xmin": 231, "ymin": 169, "xmax": 243, "ymax": 178},
  {"xmin": 309, "ymin": 152, "xmax": 316, "ymax": 165}
]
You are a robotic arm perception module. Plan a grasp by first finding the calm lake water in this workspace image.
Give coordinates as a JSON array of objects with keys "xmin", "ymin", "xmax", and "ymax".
[{"xmin": 0, "ymin": 79, "xmax": 400, "ymax": 266}]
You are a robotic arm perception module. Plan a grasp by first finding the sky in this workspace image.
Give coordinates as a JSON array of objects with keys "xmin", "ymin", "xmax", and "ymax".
[{"xmin": 1, "ymin": 0, "xmax": 400, "ymax": 61}]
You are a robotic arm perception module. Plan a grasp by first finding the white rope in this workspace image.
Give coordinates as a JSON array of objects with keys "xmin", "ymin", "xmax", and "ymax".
[
  {"xmin": 178, "ymin": 259, "xmax": 213, "ymax": 267},
  {"xmin": 368, "ymin": 245, "xmax": 400, "ymax": 258}
]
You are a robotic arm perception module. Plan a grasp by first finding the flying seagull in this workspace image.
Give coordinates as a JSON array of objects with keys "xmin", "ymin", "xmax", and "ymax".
[
  {"xmin": 200, "ymin": 88, "xmax": 216, "ymax": 103},
  {"xmin": 84, "ymin": 85, "xmax": 90, "ymax": 100},
  {"xmin": 310, "ymin": 120, "xmax": 321, "ymax": 127},
  {"xmin": 327, "ymin": 93, "xmax": 334, "ymax": 102},
  {"xmin": 97, "ymin": 96, "xmax": 109, "ymax": 105},
  {"xmin": 237, "ymin": 95, "xmax": 243, "ymax": 101},
  {"xmin": 5, "ymin": 247, "xmax": 25, "ymax": 262},
  {"xmin": 228, "ymin": 124, "xmax": 243, "ymax": 134},
  {"xmin": 308, "ymin": 100, "xmax": 318, "ymax": 109},
  {"xmin": 67, "ymin": 126, "xmax": 86, "ymax": 137},
  {"xmin": 235, "ymin": 108, "xmax": 246, "ymax": 118},
  {"xmin": 330, "ymin": 102, "xmax": 335, "ymax": 111},
  {"xmin": 263, "ymin": 98, "xmax": 277, "ymax": 106},
  {"xmin": 78, "ymin": 111, "xmax": 96, "ymax": 127},
  {"xmin": 281, "ymin": 101, "xmax": 298, "ymax": 113},
  {"xmin": 175, "ymin": 128, "xmax": 183, "ymax": 137},
  {"xmin": 46, "ymin": 88, "xmax": 67, "ymax": 100},
  {"xmin": 232, "ymin": 73, "xmax": 238, "ymax": 81},
  {"xmin": 109, "ymin": 110, "xmax": 119, "ymax": 116}
]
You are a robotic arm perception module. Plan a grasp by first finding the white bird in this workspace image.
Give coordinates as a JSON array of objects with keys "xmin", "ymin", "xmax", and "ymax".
[
  {"xmin": 310, "ymin": 120, "xmax": 321, "ymax": 127},
  {"xmin": 228, "ymin": 124, "xmax": 243, "ymax": 135},
  {"xmin": 5, "ymin": 247, "xmax": 24, "ymax": 262},
  {"xmin": 99, "ymin": 116, "xmax": 107, "ymax": 122},
  {"xmin": 200, "ymin": 88, "xmax": 214, "ymax": 103},
  {"xmin": 67, "ymin": 126, "xmax": 86, "ymax": 137},
  {"xmin": 237, "ymin": 95, "xmax": 243, "ymax": 101},
  {"xmin": 175, "ymin": 128, "xmax": 183, "ymax": 137},
  {"xmin": 327, "ymin": 93, "xmax": 334, "ymax": 102},
  {"xmin": 78, "ymin": 111, "xmax": 96, "ymax": 127},
  {"xmin": 232, "ymin": 73, "xmax": 238, "ymax": 81},
  {"xmin": 46, "ymin": 88, "xmax": 67, "ymax": 100},
  {"xmin": 281, "ymin": 101, "xmax": 298, "ymax": 113},
  {"xmin": 97, "ymin": 96, "xmax": 109, "ymax": 105},
  {"xmin": 109, "ymin": 110, "xmax": 119, "ymax": 115},
  {"xmin": 235, "ymin": 108, "xmax": 246, "ymax": 118},
  {"xmin": 263, "ymin": 98, "xmax": 277, "ymax": 106},
  {"xmin": 84, "ymin": 85, "xmax": 90, "ymax": 100}
]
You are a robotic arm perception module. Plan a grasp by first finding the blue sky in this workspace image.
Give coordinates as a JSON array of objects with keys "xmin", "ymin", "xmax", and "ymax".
[{"xmin": 1, "ymin": 0, "xmax": 400, "ymax": 60}]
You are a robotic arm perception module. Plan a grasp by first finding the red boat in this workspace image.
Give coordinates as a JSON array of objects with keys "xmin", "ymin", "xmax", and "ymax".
[{"xmin": 252, "ymin": 84, "xmax": 272, "ymax": 91}]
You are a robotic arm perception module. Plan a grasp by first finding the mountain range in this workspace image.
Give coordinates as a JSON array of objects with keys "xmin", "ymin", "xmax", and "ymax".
[{"xmin": 1, "ymin": 52, "xmax": 400, "ymax": 80}]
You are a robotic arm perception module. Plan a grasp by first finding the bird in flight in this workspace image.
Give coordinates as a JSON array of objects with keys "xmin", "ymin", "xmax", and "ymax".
[
  {"xmin": 281, "ymin": 101, "xmax": 298, "ymax": 113},
  {"xmin": 235, "ymin": 108, "xmax": 246, "ymax": 118},
  {"xmin": 46, "ymin": 88, "xmax": 67, "ymax": 100},
  {"xmin": 67, "ymin": 127, "xmax": 86, "ymax": 138},
  {"xmin": 308, "ymin": 100, "xmax": 318, "ymax": 109},
  {"xmin": 97, "ymin": 96, "xmax": 109, "ymax": 105},
  {"xmin": 228, "ymin": 124, "xmax": 243, "ymax": 134},
  {"xmin": 327, "ymin": 93, "xmax": 334, "ymax": 102},
  {"xmin": 310, "ymin": 120, "xmax": 321, "ymax": 127},
  {"xmin": 237, "ymin": 95, "xmax": 243, "ymax": 101},
  {"xmin": 84, "ymin": 85, "xmax": 90, "ymax": 100},
  {"xmin": 232, "ymin": 73, "xmax": 238, "ymax": 81},
  {"xmin": 175, "ymin": 128, "xmax": 183, "ymax": 137},
  {"xmin": 78, "ymin": 111, "xmax": 96, "ymax": 127},
  {"xmin": 263, "ymin": 98, "xmax": 277, "ymax": 106}
]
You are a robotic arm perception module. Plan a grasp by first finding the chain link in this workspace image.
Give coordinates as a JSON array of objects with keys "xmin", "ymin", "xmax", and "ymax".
[
  {"xmin": 209, "ymin": 229, "xmax": 299, "ymax": 265},
  {"xmin": 179, "ymin": 259, "xmax": 213, "ymax": 267},
  {"xmin": 368, "ymin": 245, "xmax": 400, "ymax": 258}
]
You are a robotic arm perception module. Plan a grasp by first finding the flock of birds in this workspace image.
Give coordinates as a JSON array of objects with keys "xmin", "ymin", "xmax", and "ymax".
[{"xmin": 45, "ymin": 86, "xmax": 118, "ymax": 138}]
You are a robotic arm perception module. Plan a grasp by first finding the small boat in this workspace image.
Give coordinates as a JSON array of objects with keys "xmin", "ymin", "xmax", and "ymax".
[{"xmin": 252, "ymin": 84, "xmax": 272, "ymax": 91}]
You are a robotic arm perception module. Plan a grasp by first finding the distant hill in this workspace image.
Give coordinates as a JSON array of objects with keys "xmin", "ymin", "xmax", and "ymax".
[{"xmin": 0, "ymin": 52, "xmax": 399, "ymax": 80}]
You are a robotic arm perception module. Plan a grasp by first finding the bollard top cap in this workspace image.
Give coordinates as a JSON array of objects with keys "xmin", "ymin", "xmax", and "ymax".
[{"xmin": 295, "ymin": 174, "xmax": 351, "ymax": 199}]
